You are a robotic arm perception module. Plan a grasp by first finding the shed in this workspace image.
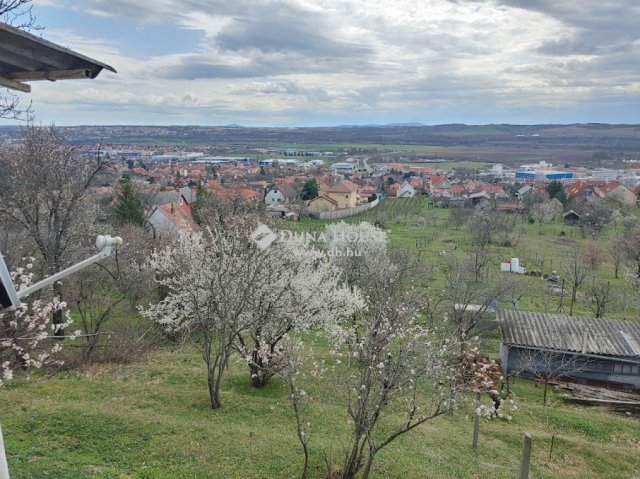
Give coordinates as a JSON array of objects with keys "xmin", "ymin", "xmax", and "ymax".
[
  {"xmin": 0, "ymin": 21, "xmax": 116, "ymax": 93},
  {"xmin": 563, "ymin": 210, "xmax": 581, "ymax": 225},
  {"xmin": 498, "ymin": 310, "xmax": 640, "ymax": 390}
]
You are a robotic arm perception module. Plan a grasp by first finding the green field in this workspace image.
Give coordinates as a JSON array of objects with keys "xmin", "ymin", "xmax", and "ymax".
[
  {"xmin": 1, "ymin": 197, "xmax": 639, "ymax": 479},
  {"xmin": 289, "ymin": 197, "xmax": 640, "ymax": 319}
]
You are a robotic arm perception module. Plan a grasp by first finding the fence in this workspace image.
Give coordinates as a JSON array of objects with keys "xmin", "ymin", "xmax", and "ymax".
[{"xmin": 312, "ymin": 198, "xmax": 380, "ymax": 220}]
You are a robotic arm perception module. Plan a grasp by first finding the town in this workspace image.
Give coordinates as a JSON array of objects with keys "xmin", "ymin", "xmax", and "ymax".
[{"xmin": 50, "ymin": 143, "xmax": 640, "ymax": 235}]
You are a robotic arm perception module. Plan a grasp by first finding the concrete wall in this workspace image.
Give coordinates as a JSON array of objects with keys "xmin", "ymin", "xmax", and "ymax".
[{"xmin": 314, "ymin": 198, "xmax": 380, "ymax": 220}]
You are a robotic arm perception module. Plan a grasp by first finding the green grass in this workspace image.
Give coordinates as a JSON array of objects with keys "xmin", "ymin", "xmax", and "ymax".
[
  {"xmin": 1, "ymin": 345, "xmax": 638, "ymax": 479},
  {"xmin": 287, "ymin": 197, "xmax": 640, "ymax": 319}
]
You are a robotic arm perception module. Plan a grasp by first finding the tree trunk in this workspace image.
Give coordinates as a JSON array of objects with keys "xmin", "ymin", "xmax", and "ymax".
[
  {"xmin": 569, "ymin": 287, "xmax": 577, "ymax": 315},
  {"xmin": 342, "ymin": 436, "xmax": 364, "ymax": 479},
  {"xmin": 249, "ymin": 362, "xmax": 272, "ymax": 388},
  {"xmin": 53, "ymin": 281, "xmax": 65, "ymax": 338},
  {"xmin": 361, "ymin": 453, "xmax": 376, "ymax": 479},
  {"xmin": 543, "ymin": 378, "xmax": 549, "ymax": 406},
  {"xmin": 249, "ymin": 353, "xmax": 273, "ymax": 389},
  {"xmin": 208, "ymin": 371, "xmax": 222, "ymax": 409}
]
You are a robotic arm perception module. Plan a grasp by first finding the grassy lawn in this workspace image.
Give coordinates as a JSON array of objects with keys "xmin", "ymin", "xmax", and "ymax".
[
  {"xmin": 1, "ymin": 196, "xmax": 639, "ymax": 478},
  {"xmin": 1, "ymin": 344, "xmax": 638, "ymax": 479},
  {"xmin": 288, "ymin": 197, "xmax": 639, "ymax": 319}
]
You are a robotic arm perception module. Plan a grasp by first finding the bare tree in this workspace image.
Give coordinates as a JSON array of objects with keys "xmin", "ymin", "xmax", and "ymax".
[
  {"xmin": 515, "ymin": 348, "xmax": 588, "ymax": 406},
  {"xmin": 587, "ymin": 280, "xmax": 612, "ymax": 319},
  {"xmin": 0, "ymin": 126, "xmax": 108, "ymax": 335},
  {"xmin": 562, "ymin": 246, "xmax": 592, "ymax": 315},
  {"xmin": 608, "ymin": 232, "xmax": 626, "ymax": 279},
  {"xmin": 335, "ymin": 260, "xmax": 461, "ymax": 479},
  {"xmin": 443, "ymin": 255, "xmax": 524, "ymax": 348},
  {"xmin": 467, "ymin": 208, "xmax": 494, "ymax": 249},
  {"xmin": 468, "ymin": 209, "xmax": 520, "ymax": 248},
  {"xmin": 577, "ymin": 198, "xmax": 614, "ymax": 234},
  {"xmin": 531, "ymin": 199, "xmax": 563, "ymax": 234},
  {"xmin": 620, "ymin": 222, "xmax": 640, "ymax": 286},
  {"xmin": 69, "ymin": 225, "xmax": 157, "ymax": 364},
  {"xmin": 522, "ymin": 189, "xmax": 549, "ymax": 214},
  {"xmin": 70, "ymin": 266, "xmax": 127, "ymax": 364},
  {"xmin": 583, "ymin": 239, "xmax": 606, "ymax": 269}
]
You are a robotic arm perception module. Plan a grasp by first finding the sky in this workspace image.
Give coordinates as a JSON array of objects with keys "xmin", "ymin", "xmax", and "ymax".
[{"xmin": 5, "ymin": 0, "xmax": 640, "ymax": 126}]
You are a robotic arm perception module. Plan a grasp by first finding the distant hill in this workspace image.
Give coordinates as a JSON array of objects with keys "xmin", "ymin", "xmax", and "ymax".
[{"xmin": 2, "ymin": 123, "xmax": 639, "ymax": 164}]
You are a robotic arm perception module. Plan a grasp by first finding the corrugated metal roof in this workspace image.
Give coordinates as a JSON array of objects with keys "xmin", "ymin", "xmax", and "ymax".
[
  {"xmin": 498, "ymin": 310, "xmax": 640, "ymax": 358},
  {"xmin": 0, "ymin": 22, "xmax": 116, "ymax": 92},
  {"xmin": 152, "ymin": 191, "xmax": 181, "ymax": 206}
]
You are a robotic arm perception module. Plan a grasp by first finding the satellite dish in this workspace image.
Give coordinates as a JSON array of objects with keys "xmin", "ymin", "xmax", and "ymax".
[{"xmin": 0, "ymin": 254, "xmax": 20, "ymax": 310}]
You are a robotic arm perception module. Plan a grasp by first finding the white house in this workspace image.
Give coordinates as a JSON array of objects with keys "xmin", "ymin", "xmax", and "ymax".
[
  {"xmin": 396, "ymin": 180, "xmax": 416, "ymax": 198},
  {"xmin": 331, "ymin": 162, "xmax": 356, "ymax": 174},
  {"xmin": 264, "ymin": 184, "xmax": 298, "ymax": 205},
  {"xmin": 265, "ymin": 189, "xmax": 286, "ymax": 204}
]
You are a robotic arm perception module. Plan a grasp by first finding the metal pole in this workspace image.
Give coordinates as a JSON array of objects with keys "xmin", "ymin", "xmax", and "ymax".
[
  {"xmin": 519, "ymin": 432, "xmax": 532, "ymax": 479},
  {"xmin": 16, "ymin": 236, "xmax": 122, "ymax": 300},
  {"xmin": 472, "ymin": 392, "xmax": 481, "ymax": 451},
  {"xmin": 0, "ymin": 423, "xmax": 10, "ymax": 479}
]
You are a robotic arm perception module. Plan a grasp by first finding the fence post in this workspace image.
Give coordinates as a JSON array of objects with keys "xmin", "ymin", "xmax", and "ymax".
[
  {"xmin": 519, "ymin": 432, "xmax": 532, "ymax": 479},
  {"xmin": 0, "ymin": 423, "xmax": 10, "ymax": 479},
  {"xmin": 472, "ymin": 392, "xmax": 481, "ymax": 451}
]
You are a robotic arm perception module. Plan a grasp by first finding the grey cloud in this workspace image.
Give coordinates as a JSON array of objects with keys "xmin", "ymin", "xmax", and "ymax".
[
  {"xmin": 491, "ymin": 1, "xmax": 640, "ymax": 57},
  {"xmin": 160, "ymin": 60, "xmax": 280, "ymax": 80},
  {"xmin": 77, "ymin": 0, "xmax": 372, "ymax": 59},
  {"xmin": 535, "ymin": 37, "xmax": 598, "ymax": 56},
  {"xmin": 240, "ymin": 81, "xmax": 329, "ymax": 99},
  {"xmin": 213, "ymin": 2, "xmax": 372, "ymax": 58},
  {"xmin": 153, "ymin": 49, "xmax": 373, "ymax": 80}
]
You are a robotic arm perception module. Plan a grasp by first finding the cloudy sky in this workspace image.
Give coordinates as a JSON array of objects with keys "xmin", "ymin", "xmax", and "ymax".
[{"xmin": 11, "ymin": 0, "xmax": 640, "ymax": 125}]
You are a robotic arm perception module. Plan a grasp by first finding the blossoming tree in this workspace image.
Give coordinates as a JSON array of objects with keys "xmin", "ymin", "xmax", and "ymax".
[
  {"xmin": 143, "ymin": 219, "xmax": 273, "ymax": 409},
  {"xmin": 278, "ymin": 222, "xmax": 467, "ymax": 479},
  {"xmin": 1, "ymin": 263, "xmax": 72, "ymax": 387},
  {"xmin": 236, "ymin": 236, "xmax": 364, "ymax": 388}
]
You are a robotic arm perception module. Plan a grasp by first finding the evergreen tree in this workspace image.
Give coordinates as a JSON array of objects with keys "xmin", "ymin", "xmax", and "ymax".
[
  {"xmin": 546, "ymin": 180, "xmax": 568, "ymax": 206},
  {"xmin": 191, "ymin": 184, "xmax": 216, "ymax": 225},
  {"xmin": 301, "ymin": 178, "xmax": 319, "ymax": 200},
  {"xmin": 113, "ymin": 178, "xmax": 147, "ymax": 229}
]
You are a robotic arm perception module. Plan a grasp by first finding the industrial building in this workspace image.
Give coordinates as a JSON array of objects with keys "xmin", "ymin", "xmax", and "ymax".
[{"xmin": 515, "ymin": 170, "xmax": 573, "ymax": 181}]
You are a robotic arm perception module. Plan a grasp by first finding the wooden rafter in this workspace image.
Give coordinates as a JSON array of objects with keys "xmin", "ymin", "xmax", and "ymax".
[
  {"xmin": 6, "ymin": 69, "xmax": 92, "ymax": 82},
  {"xmin": 0, "ymin": 76, "xmax": 30, "ymax": 92}
]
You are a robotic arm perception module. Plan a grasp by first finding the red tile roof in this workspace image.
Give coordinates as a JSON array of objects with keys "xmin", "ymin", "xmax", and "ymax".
[
  {"xmin": 597, "ymin": 181, "xmax": 624, "ymax": 194},
  {"xmin": 157, "ymin": 203, "xmax": 198, "ymax": 232},
  {"xmin": 327, "ymin": 181, "xmax": 358, "ymax": 193},
  {"xmin": 430, "ymin": 175, "xmax": 447, "ymax": 186}
]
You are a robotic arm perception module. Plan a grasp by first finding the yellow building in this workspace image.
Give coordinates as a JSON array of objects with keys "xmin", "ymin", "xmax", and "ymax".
[
  {"xmin": 324, "ymin": 182, "xmax": 358, "ymax": 209},
  {"xmin": 307, "ymin": 194, "xmax": 339, "ymax": 213}
]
